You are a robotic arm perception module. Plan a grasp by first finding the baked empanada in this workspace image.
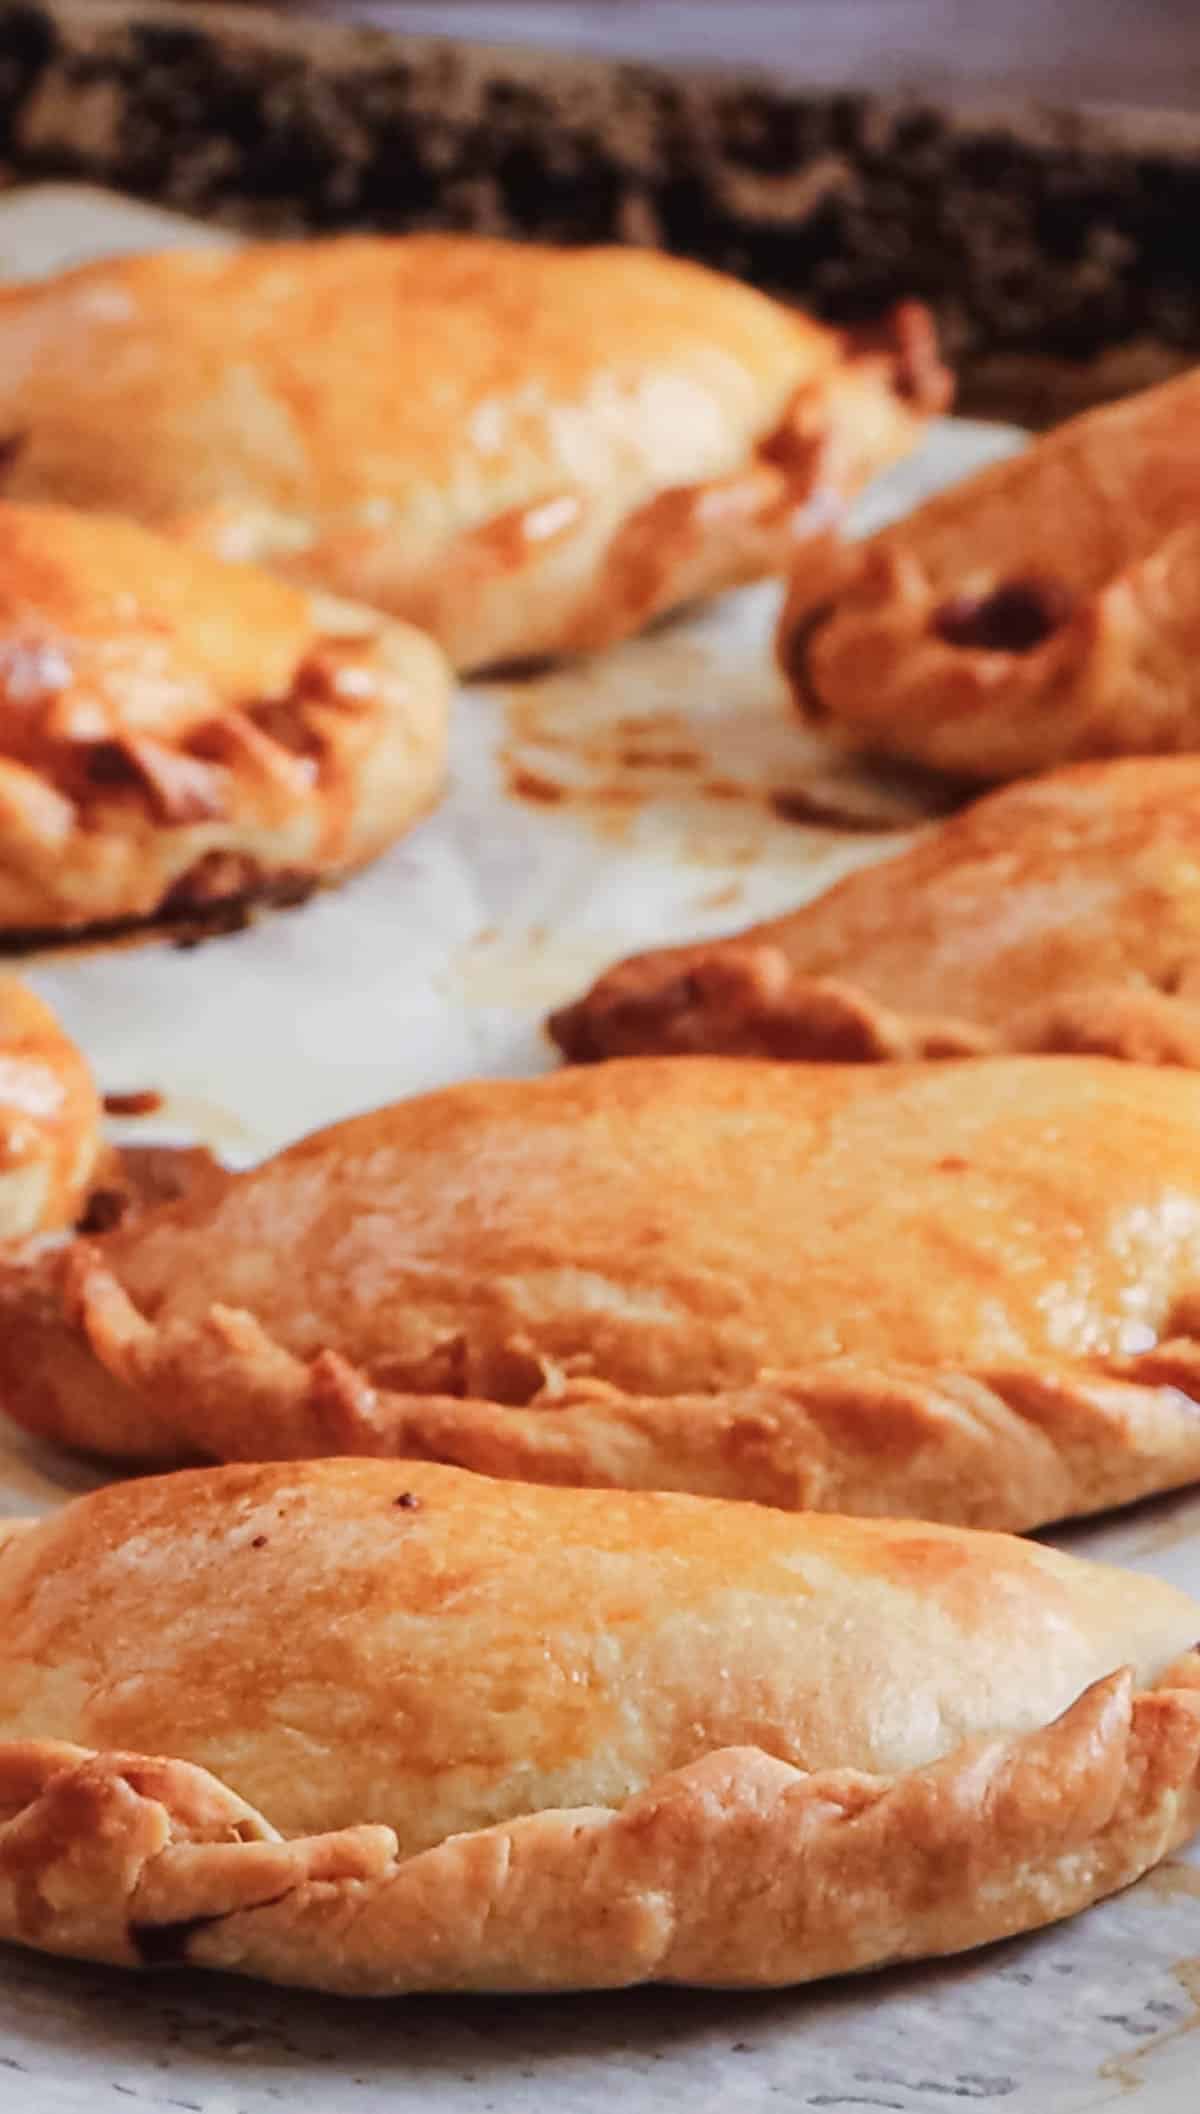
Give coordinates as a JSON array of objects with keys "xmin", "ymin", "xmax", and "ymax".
[
  {"xmin": 550, "ymin": 756, "xmax": 1200, "ymax": 1067},
  {"xmin": 0, "ymin": 503, "xmax": 449, "ymax": 934},
  {"xmin": 0, "ymin": 977, "xmax": 102, "ymax": 1237},
  {"xmin": 0, "ymin": 1457, "xmax": 1196, "ymax": 1993},
  {"xmin": 0, "ymin": 237, "xmax": 948, "ymax": 670},
  {"xmin": 9, "ymin": 1056, "xmax": 1200, "ymax": 1532},
  {"xmin": 780, "ymin": 367, "xmax": 1200, "ymax": 780}
]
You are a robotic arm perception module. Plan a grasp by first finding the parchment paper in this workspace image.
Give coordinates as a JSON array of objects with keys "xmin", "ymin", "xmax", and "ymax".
[{"xmin": 0, "ymin": 185, "xmax": 1195, "ymax": 2114}]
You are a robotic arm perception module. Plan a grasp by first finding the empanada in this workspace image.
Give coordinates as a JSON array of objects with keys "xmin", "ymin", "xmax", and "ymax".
[
  {"xmin": 0, "ymin": 1457, "xmax": 1196, "ymax": 1993},
  {"xmin": 10, "ymin": 1056, "xmax": 1200, "ymax": 1532},
  {"xmin": 0, "ymin": 977, "xmax": 102, "ymax": 1237},
  {"xmin": 550, "ymin": 755, "xmax": 1200, "ymax": 1067},
  {"xmin": 0, "ymin": 503, "xmax": 449, "ymax": 934},
  {"xmin": 0, "ymin": 237, "xmax": 948, "ymax": 670},
  {"xmin": 780, "ymin": 367, "xmax": 1200, "ymax": 780}
]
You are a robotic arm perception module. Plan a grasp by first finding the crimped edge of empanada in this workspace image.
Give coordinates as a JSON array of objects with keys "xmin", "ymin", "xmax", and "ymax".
[
  {"xmin": 1, "ymin": 1657, "xmax": 1197, "ymax": 1992},
  {"xmin": 548, "ymin": 942, "xmax": 1200, "ymax": 1070},
  {"xmin": 779, "ymin": 507, "xmax": 1200, "ymax": 784},
  {"xmin": 0, "ymin": 597, "xmax": 449, "ymax": 939},
  {"xmin": 9, "ymin": 1244, "xmax": 1200, "ymax": 1531}
]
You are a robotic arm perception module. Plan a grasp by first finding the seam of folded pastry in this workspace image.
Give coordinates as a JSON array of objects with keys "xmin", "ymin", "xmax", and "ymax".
[
  {"xmin": 780, "ymin": 521, "xmax": 1200, "ymax": 779},
  {"xmin": 0, "ymin": 1664, "xmax": 1195, "ymax": 1991},
  {"xmin": 576, "ymin": 315, "xmax": 943, "ymax": 651},
  {"xmin": 412, "ymin": 410, "xmax": 856, "ymax": 669},
  {"xmin": 307, "ymin": 1345, "xmax": 1200, "ymax": 1529},
  {"xmin": 0, "ymin": 626, "xmax": 447, "ymax": 931},
  {"xmin": 779, "ymin": 545, "xmax": 1089, "ymax": 758},
  {"xmin": 7, "ymin": 1246, "xmax": 1200, "ymax": 1530},
  {"xmin": 0, "ymin": 639, "xmax": 375, "ymax": 834},
  {"xmin": 776, "ymin": 590, "xmax": 844, "ymax": 726},
  {"xmin": 548, "ymin": 952, "xmax": 994, "ymax": 1065},
  {"xmin": 549, "ymin": 947, "xmax": 1200, "ymax": 1070}
]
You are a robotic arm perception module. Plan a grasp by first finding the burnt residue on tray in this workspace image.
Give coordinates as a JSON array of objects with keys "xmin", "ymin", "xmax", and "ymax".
[
  {"xmin": 102, "ymin": 1087, "xmax": 162, "ymax": 1117},
  {"xmin": 502, "ymin": 675, "xmax": 957, "ymax": 845},
  {"xmin": 0, "ymin": 870, "xmax": 321, "ymax": 963},
  {"xmin": 500, "ymin": 684, "xmax": 711, "ymax": 839}
]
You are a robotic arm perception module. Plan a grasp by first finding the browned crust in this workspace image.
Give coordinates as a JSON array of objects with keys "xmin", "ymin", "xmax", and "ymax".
[
  {"xmin": 0, "ymin": 505, "xmax": 450, "ymax": 936},
  {"xmin": 0, "ymin": 645, "xmax": 448, "ymax": 938},
  {"xmin": 355, "ymin": 308, "xmax": 944, "ymax": 671},
  {"xmin": 549, "ymin": 948, "xmax": 991, "ymax": 1065},
  {"xmin": 549, "ymin": 946, "xmax": 1200, "ymax": 1071},
  {"xmin": 1, "ymin": 1661, "xmax": 1196, "ymax": 1993},
  {"xmin": 76, "ymin": 1144, "xmax": 227, "ymax": 1237},
  {"xmin": 776, "ymin": 369, "xmax": 1200, "ymax": 782},
  {"xmin": 0, "ymin": 233, "xmax": 946, "ymax": 671},
  {"xmin": 9, "ymin": 1245, "xmax": 1200, "ymax": 1532}
]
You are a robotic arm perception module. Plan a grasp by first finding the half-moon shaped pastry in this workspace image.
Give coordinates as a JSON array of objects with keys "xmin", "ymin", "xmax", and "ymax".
[
  {"xmin": 0, "ymin": 237, "xmax": 948, "ymax": 670},
  {"xmin": 780, "ymin": 367, "xmax": 1200, "ymax": 780},
  {"xmin": 550, "ymin": 755, "xmax": 1200, "ymax": 1067},
  {"xmin": 0, "ymin": 1458, "xmax": 1196, "ymax": 1993},
  {"xmin": 0, "ymin": 977, "xmax": 102, "ymax": 1237},
  {"xmin": 8, "ymin": 1056, "xmax": 1200, "ymax": 1533},
  {"xmin": 0, "ymin": 503, "xmax": 449, "ymax": 934}
]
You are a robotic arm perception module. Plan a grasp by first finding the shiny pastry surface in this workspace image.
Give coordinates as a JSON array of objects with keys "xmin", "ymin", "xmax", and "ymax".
[
  {"xmin": 0, "ymin": 236, "xmax": 947, "ymax": 668},
  {"xmin": 550, "ymin": 756, "xmax": 1200, "ymax": 1068},
  {"xmin": 0, "ymin": 502, "xmax": 450, "ymax": 934},
  {"xmin": 781, "ymin": 366, "xmax": 1200, "ymax": 779},
  {"xmin": 7, "ymin": 1057, "xmax": 1200, "ymax": 1531},
  {"xmin": 0, "ymin": 1457, "xmax": 1195, "ymax": 1991}
]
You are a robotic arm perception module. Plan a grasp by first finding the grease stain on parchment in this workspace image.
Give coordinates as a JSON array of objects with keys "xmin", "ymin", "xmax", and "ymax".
[
  {"xmin": 1142, "ymin": 1864, "xmax": 1200, "ymax": 1903},
  {"xmin": 127, "ymin": 1091, "xmax": 253, "ymax": 1155},
  {"xmin": 1098, "ymin": 1957, "xmax": 1200, "ymax": 2091},
  {"xmin": 493, "ymin": 621, "xmax": 955, "ymax": 913},
  {"xmin": 445, "ymin": 925, "xmax": 631, "ymax": 1012}
]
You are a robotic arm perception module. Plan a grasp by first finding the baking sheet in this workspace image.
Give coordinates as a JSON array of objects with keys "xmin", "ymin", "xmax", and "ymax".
[{"xmin": 0, "ymin": 183, "xmax": 1197, "ymax": 2114}]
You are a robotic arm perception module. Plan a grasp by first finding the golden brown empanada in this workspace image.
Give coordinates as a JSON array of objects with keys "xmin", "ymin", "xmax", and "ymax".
[
  {"xmin": 550, "ymin": 755, "xmax": 1200, "ymax": 1067},
  {"xmin": 0, "ymin": 977, "xmax": 102, "ymax": 1237},
  {"xmin": 780, "ymin": 367, "xmax": 1200, "ymax": 780},
  {"xmin": 0, "ymin": 237, "xmax": 948, "ymax": 670},
  {"xmin": 0, "ymin": 1457, "xmax": 1196, "ymax": 1993},
  {"xmin": 0, "ymin": 503, "xmax": 449, "ymax": 935},
  {"xmin": 9, "ymin": 1056, "xmax": 1200, "ymax": 1532}
]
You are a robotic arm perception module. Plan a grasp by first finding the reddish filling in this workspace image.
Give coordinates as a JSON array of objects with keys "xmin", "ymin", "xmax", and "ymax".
[
  {"xmin": 102, "ymin": 1088, "xmax": 162, "ymax": 1117},
  {"xmin": 934, "ymin": 576, "xmax": 1073, "ymax": 653}
]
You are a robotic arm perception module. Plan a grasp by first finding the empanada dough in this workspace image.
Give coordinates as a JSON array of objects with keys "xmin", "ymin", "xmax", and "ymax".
[
  {"xmin": 780, "ymin": 366, "xmax": 1200, "ymax": 779},
  {"xmin": 0, "ymin": 977, "xmax": 102, "ymax": 1237},
  {"xmin": 9, "ymin": 1056, "xmax": 1200, "ymax": 1530},
  {"xmin": 0, "ymin": 503, "xmax": 449, "ymax": 933},
  {"xmin": 550, "ymin": 756, "xmax": 1200, "ymax": 1067},
  {"xmin": 0, "ymin": 1458, "xmax": 1196, "ymax": 1992},
  {"xmin": 0, "ymin": 237, "xmax": 947, "ymax": 669}
]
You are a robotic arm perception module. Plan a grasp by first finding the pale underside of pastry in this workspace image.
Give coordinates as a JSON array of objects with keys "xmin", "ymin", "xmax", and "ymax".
[
  {"xmin": 9, "ymin": 1057, "xmax": 1200, "ymax": 1532},
  {"xmin": 0, "ymin": 236, "xmax": 949, "ymax": 670},
  {"xmin": 0, "ymin": 1457, "xmax": 1197, "ymax": 1994},
  {"xmin": 779, "ymin": 366, "xmax": 1200, "ymax": 780},
  {"xmin": 0, "ymin": 503, "xmax": 450, "ymax": 934},
  {"xmin": 0, "ymin": 977, "xmax": 103, "ymax": 1237},
  {"xmin": 550, "ymin": 755, "xmax": 1200, "ymax": 1068}
]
